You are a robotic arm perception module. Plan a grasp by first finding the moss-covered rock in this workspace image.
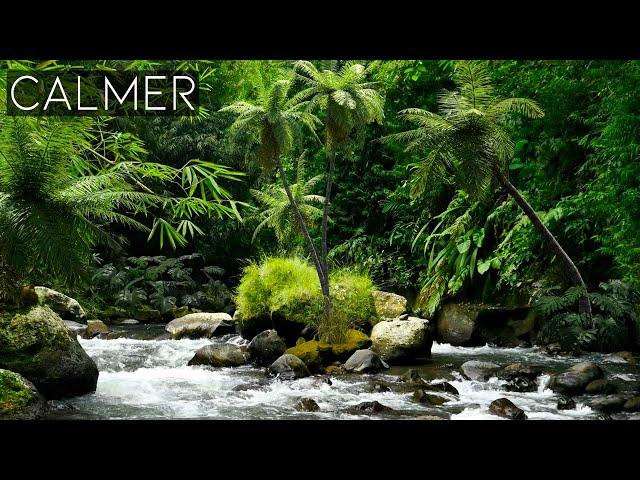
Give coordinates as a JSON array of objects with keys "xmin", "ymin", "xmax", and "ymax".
[
  {"xmin": 285, "ymin": 329, "xmax": 372, "ymax": 372},
  {"xmin": 235, "ymin": 257, "xmax": 378, "ymax": 343},
  {"xmin": 134, "ymin": 306, "xmax": 163, "ymax": 324},
  {"xmin": 0, "ymin": 369, "xmax": 46, "ymax": 420},
  {"xmin": 34, "ymin": 286, "xmax": 86, "ymax": 321},
  {"xmin": 0, "ymin": 305, "xmax": 99, "ymax": 399},
  {"xmin": 82, "ymin": 320, "xmax": 109, "ymax": 339}
]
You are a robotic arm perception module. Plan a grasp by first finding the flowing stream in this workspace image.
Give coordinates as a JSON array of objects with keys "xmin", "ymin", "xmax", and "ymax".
[{"xmin": 45, "ymin": 325, "xmax": 640, "ymax": 420}]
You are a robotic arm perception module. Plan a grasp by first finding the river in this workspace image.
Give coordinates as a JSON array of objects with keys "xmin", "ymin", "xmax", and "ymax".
[{"xmin": 45, "ymin": 325, "xmax": 640, "ymax": 420}]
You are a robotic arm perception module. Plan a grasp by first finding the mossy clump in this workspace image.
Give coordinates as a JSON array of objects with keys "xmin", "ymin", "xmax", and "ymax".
[
  {"xmin": 286, "ymin": 329, "xmax": 372, "ymax": 372},
  {"xmin": 0, "ymin": 369, "xmax": 44, "ymax": 419},
  {"xmin": 235, "ymin": 257, "xmax": 379, "ymax": 342}
]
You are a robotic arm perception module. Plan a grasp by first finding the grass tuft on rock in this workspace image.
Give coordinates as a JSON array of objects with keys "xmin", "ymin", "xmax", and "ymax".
[{"xmin": 235, "ymin": 256, "xmax": 378, "ymax": 342}]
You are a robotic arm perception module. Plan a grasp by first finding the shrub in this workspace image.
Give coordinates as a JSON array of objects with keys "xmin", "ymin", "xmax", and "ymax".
[{"xmin": 235, "ymin": 256, "xmax": 378, "ymax": 342}]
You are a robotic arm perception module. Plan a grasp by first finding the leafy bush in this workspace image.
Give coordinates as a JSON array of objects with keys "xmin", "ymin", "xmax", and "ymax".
[
  {"xmin": 91, "ymin": 254, "xmax": 232, "ymax": 315},
  {"xmin": 535, "ymin": 280, "xmax": 640, "ymax": 352},
  {"xmin": 235, "ymin": 256, "xmax": 378, "ymax": 342}
]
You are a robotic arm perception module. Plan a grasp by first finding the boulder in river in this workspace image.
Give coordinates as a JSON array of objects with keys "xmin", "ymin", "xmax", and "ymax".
[
  {"xmin": 413, "ymin": 389, "xmax": 448, "ymax": 406},
  {"xmin": 295, "ymin": 397, "xmax": 320, "ymax": 412},
  {"xmin": 343, "ymin": 349, "xmax": 389, "ymax": 374},
  {"xmin": 425, "ymin": 381, "xmax": 459, "ymax": 396},
  {"xmin": 0, "ymin": 305, "xmax": 99, "ymax": 399},
  {"xmin": 370, "ymin": 317, "xmax": 432, "ymax": 363},
  {"xmin": 589, "ymin": 395, "xmax": 626, "ymax": 413},
  {"xmin": 267, "ymin": 354, "xmax": 311, "ymax": 380},
  {"xmin": 365, "ymin": 380, "xmax": 391, "ymax": 393},
  {"xmin": 0, "ymin": 369, "xmax": 47, "ymax": 420},
  {"xmin": 547, "ymin": 362, "xmax": 604, "ymax": 395},
  {"xmin": 436, "ymin": 302, "xmax": 535, "ymax": 347},
  {"xmin": 348, "ymin": 401, "xmax": 395, "ymax": 414},
  {"xmin": 165, "ymin": 312, "xmax": 235, "ymax": 339},
  {"xmin": 248, "ymin": 330, "xmax": 287, "ymax": 367},
  {"xmin": 584, "ymin": 378, "xmax": 617, "ymax": 395},
  {"xmin": 372, "ymin": 290, "xmax": 408, "ymax": 319},
  {"xmin": 188, "ymin": 344, "xmax": 247, "ymax": 367},
  {"xmin": 34, "ymin": 286, "xmax": 86, "ymax": 321},
  {"xmin": 460, "ymin": 360, "xmax": 501, "ymax": 381},
  {"xmin": 489, "ymin": 398, "xmax": 527, "ymax": 420},
  {"xmin": 82, "ymin": 320, "xmax": 109, "ymax": 339},
  {"xmin": 612, "ymin": 351, "xmax": 637, "ymax": 365},
  {"xmin": 499, "ymin": 363, "xmax": 541, "ymax": 392},
  {"xmin": 134, "ymin": 307, "xmax": 163, "ymax": 324}
]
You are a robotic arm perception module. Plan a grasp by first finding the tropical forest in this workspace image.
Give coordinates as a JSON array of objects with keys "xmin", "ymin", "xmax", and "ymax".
[{"xmin": 1, "ymin": 59, "xmax": 639, "ymax": 420}]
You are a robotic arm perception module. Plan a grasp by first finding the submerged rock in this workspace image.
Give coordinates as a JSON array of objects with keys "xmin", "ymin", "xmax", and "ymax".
[
  {"xmin": 425, "ymin": 382, "xmax": 459, "ymax": 396},
  {"xmin": 460, "ymin": 360, "xmax": 501, "ymax": 381},
  {"xmin": 0, "ymin": 305, "xmax": 99, "ymax": 399},
  {"xmin": 267, "ymin": 354, "xmax": 311, "ymax": 380},
  {"xmin": 547, "ymin": 362, "xmax": 604, "ymax": 395},
  {"xmin": 188, "ymin": 344, "xmax": 247, "ymax": 367},
  {"xmin": 295, "ymin": 398, "xmax": 320, "ymax": 412},
  {"xmin": 370, "ymin": 317, "xmax": 432, "ymax": 363},
  {"xmin": 348, "ymin": 401, "xmax": 395, "ymax": 414},
  {"xmin": 343, "ymin": 349, "xmax": 389, "ymax": 374},
  {"xmin": 248, "ymin": 330, "xmax": 287, "ymax": 367},
  {"xmin": 412, "ymin": 389, "xmax": 447, "ymax": 406},
  {"xmin": 399, "ymin": 369, "xmax": 425, "ymax": 384},
  {"xmin": 372, "ymin": 290, "xmax": 408, "ymax": 319},
  {"xmin": 589, "ymin": 395, "xmax": 626, "ymax": 413},
  {"xmin": 557, "ymin": 395, "xmax": 576, "ymax": 410},
  {"xmin": 489, "ymin": 398, "xmax": 527, "ymax": 420},
  {"xmin": 82, "ymin": 320, "xmax": 109, "ymax": 339},
  {"xmin": 365, "ymin": 380, "xmax": 391, "ymax": 393},
  {"xmin": 34, "ymin": 286, "xmax": 86, "ymax": 321},
  {"xmin": 165, "ymin": 312, "xmax": 235, "ymax": 339},
  {"xmin": 0, "ymin": 369, "xmax": 47, "ymax": 420},
  {"xmin": 613, "ymin": 351, "xmax": 637, "ymax": 365}
]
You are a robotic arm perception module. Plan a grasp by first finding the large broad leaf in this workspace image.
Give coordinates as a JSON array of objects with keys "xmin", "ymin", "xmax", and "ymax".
[
  {"xmin": 456, "ymin": 237, "xmax": 471, "ymax": 254},
  {"xmin": 477, "ymin": 258, "xmax": 492, "ymax": 275}
]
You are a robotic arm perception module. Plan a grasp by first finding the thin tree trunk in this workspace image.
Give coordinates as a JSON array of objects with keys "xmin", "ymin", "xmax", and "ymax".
[
  {"xmin": 273, "ymin": 151, "xmax": 329, "ymax": 299},
  {"xmin": 320, "ymin": 148, "xmax": 336, "ymax": 324},
  {"xmin": 500, "ymin": 174, "xmax": 592, "ymax": 316}
]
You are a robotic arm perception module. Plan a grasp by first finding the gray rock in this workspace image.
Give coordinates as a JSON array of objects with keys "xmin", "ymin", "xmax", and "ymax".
[
  {"xmin": 557, "ymin": 395, "xmax": 576, "ymax": 410},
  {"xmin": 165, "ymin": 312, "xmax": 235, "ymax": 339},
  {"xmin": 187, "ymin": 343, "xmax": 247, "ymax": 367},
  {"xmin": 370, "ymin": 317, "xmax": 432, "ymax": 363},
  {"xmin": 247, "ymin": 330, "xmax": 287, "ymax": 367},
  {"xmin": 365, "ymin": 381, "xmax": 391, "ymax": 393},
  {"xmin": 34, "ymin": 286, "xmax": 86, "ymax": 321},
  {"xmin": 413, "ymin": 389, "xmax": 447, "ymax": 405},
  {"xmin": 489, "ymin": 398, "xmax": 527, "ymax": 420},
  {"xmin": 547, "ymin": 362, "xmax": 604, "ymax": 395},
  {"xmin": 460, "ymin": 360, "xmax": 501, "ymax": 381},
  {"xmin": 343, "ymin": 349, "xmax": 389, "ymax": 374},
  {"xmin": 267, "ymin": 354, "xmax": 311, "ymax": 380}
]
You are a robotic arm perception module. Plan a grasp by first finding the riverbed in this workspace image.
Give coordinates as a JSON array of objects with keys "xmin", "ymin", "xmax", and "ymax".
[{"xmin": 45, "ymin": 325, "xmax": 640, "ymax": 420}]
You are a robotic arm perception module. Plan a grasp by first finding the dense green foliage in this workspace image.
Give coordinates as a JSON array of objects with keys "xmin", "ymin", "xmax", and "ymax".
[
  {"xmin": 235, "ymin": 256, "xmax": 378, "ymax": 340},
  {"xmin": 1, "ymin": 59, "xmax": 639, "ymax": 351}
]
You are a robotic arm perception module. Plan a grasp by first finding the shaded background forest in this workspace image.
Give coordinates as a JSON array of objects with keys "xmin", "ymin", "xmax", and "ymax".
[{"xmin": 2, "ymin": 60, "xmax": 639, "ymax": 344}]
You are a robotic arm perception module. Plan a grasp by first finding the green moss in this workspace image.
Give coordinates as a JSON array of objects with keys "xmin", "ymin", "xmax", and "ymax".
[
  {"xmin": 0, "ymin": 369, "xmax": 38, "ymax": 416},
  {"xmin": 285, "ymin": 329, "xmax": 372, "ymax": 371},
  {"xmin": 235, "ymin": 257, "xmax": 379, "ymax": 337}
]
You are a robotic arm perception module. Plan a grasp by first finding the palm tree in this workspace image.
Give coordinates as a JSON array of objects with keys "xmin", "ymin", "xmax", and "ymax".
[
  {"xmin": 250, "ymin": 152, "xmax": 325, "ymax": 248},
  {"xmin": 292, "ymin": 60, "xmax": 384, "ymax": 318},
  {"xmin": 0, "ymin": 117, "xmax": 159, "ymax": 301},
  {"xmin": 386, "ymin": 61, "xmax": 592, "ymax": 315},
  {"xmin": 219, "ymin": 77, "xmax": 329, "ymax": 302}
]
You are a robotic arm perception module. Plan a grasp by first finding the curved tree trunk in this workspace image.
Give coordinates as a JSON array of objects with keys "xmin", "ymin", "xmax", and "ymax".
[
  {"xmin": 273, "ymin": 151, "xmax": 330, "ymax": 311},
  {"xmin": 499, "ymin": 174, "xmax": 592, "ymax": 316}
]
